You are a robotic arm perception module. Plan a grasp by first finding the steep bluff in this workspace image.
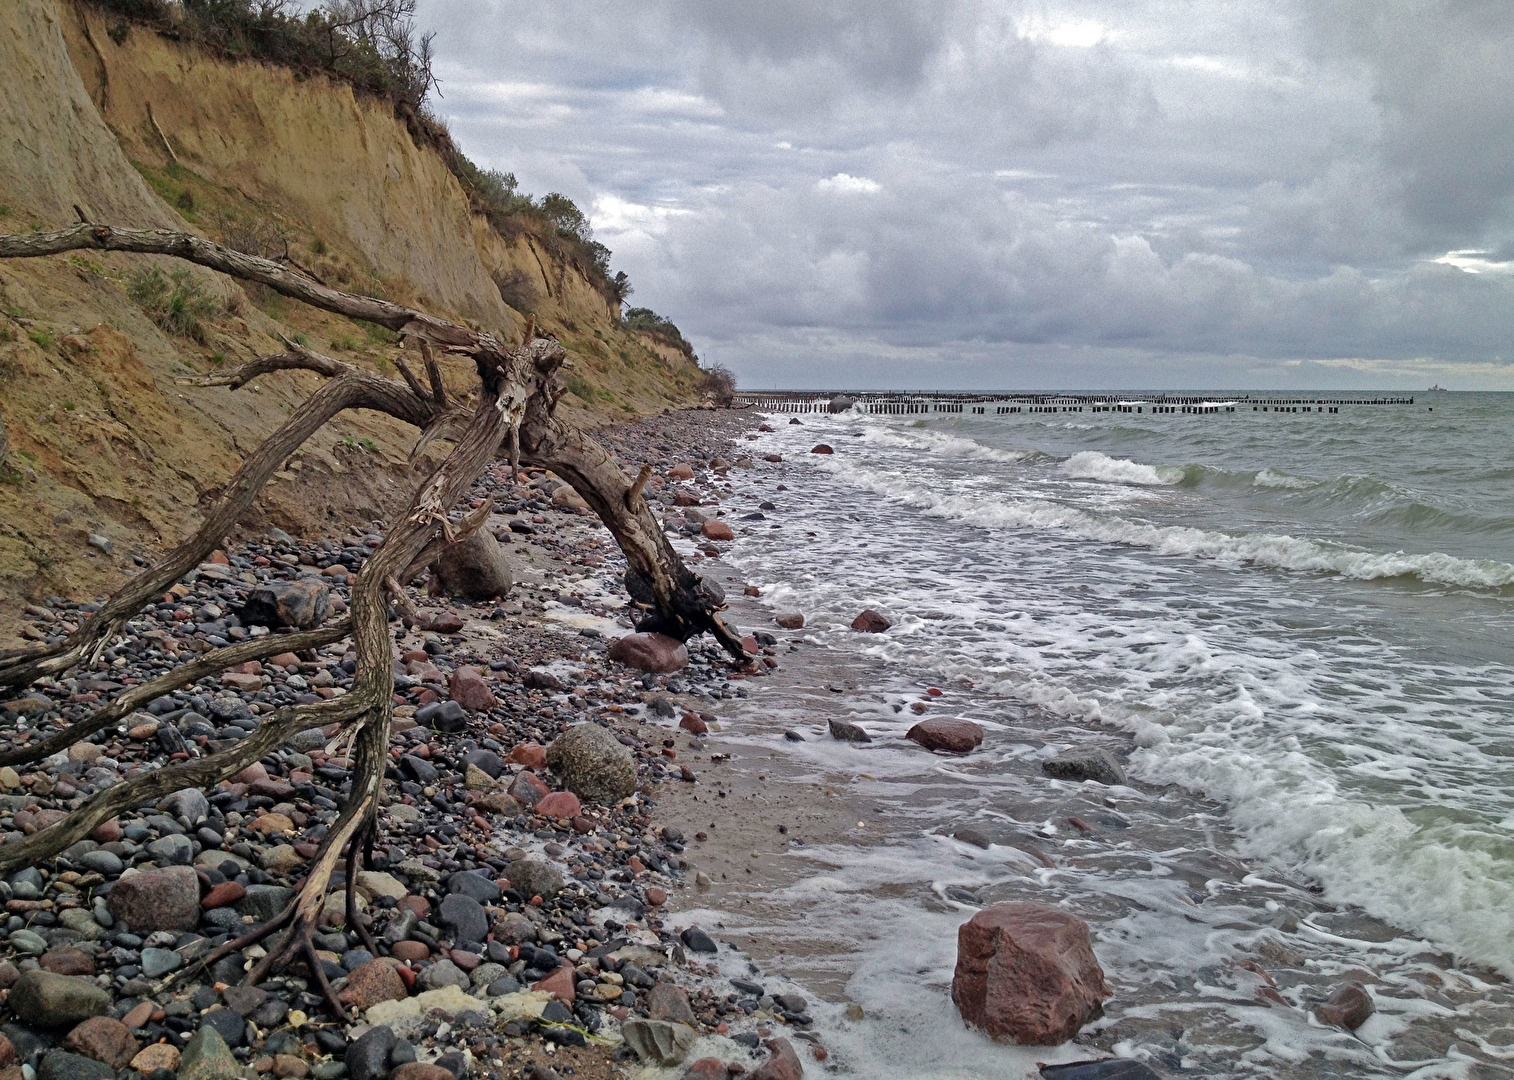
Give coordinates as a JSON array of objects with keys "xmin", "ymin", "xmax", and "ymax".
[{"xmin": 0, "ymin": 0, "xmax": 703, "ymax": 629}]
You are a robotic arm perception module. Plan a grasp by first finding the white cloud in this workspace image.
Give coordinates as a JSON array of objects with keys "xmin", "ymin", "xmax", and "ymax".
[{"xmin": 816, "ymin": 173, "xmax": 882, "ymax": 194}]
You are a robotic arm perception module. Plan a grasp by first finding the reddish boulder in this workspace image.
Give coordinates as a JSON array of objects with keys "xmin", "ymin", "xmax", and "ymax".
[
  {"xmin": 390, "ymin": 941, "xmax": 429, "ymax": 963},
  {"xmin": 39, "ymin": 949, "xmax": 94, "ymax": 976},
  {"xmin": 533, "ymin": 966, "xmax": 576, "ymax": 1004},
  {"xmin": 508, "ymin": 771, "xmax": 551, "ymax": 806},
  {"xmin": 775, "ymin": 613, "xmax": 804, "ymax": 629},
  {"xmin": 1315, "ymin": 982, "xmax": 1374, "ymax": 1030},
  {"xmin": 951, "ymin": 903, "xmax": 1109, "ymax": 1045},
  {"xmin": 107, "ymin": 865, "xmax": 200, "ymax": 932},
  {"xmin": 202, "ymin": 881, "xmax": 246, "ymax": 909},
  {"xmin": 448, "ymin": 666, "xmax": 497, "ymax": 712},
  {"xmin": 608, "ymin": 633, "xmax": 689, "ymax": 674},
  {"xmin": 683, "ymin": 1060, "xmax": 727, "ymax": 1080},
  {"xmin": 241, "ymin": 580, "xmax": 330, "ymax": 629},
  {"xmin": 810, "ymin": 444, "xmax": 834, "ymax": 454},
  {"xmin": 749, "ymin": 1038, "xmax": 804, "ymax": 1080},
  {"xmin": 506, "ymin": 742, "xmax": 547, "ymax": 768},
  {"xmin": 338, "ymin": 959, "xmax": 408, "ymax": 1010},
  {"xmin": 679, "ymin": 713, "xmax": 708, "ymax": 735},
  {"xmin": 851, "ymin": 609, "xmax": 891, "ymax": 633},
  {"xmin": 907, "ymin": 718, "xmax": 983, "ymax": 754},
  {"xmin": 535, "ymin": 791, "xmax": 582, "ymax": 819},
  {"xmin": 669, "ymin": 463, "xmax": 696, "ymax": 480},
  {"xmin": 701, "ymin": 520, "xmax": 735, "ymax": 542},
  {"xmin": 62, "ymin": 1017, "xmax": 138, "ymax": 1070}
]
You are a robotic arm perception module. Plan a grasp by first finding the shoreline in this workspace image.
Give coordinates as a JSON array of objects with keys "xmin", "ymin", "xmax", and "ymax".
[{"xmin": 0, "ymin": 405, "xmax": 1508, "ymax": 1080}]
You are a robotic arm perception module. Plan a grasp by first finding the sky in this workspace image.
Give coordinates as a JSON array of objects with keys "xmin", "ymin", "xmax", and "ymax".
[{"xmin": 413, "ymin": 0, "xmax": 1514, "ymax": 390}]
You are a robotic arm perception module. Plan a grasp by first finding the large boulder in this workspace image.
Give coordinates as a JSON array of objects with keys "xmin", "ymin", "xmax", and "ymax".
[
  {"xmin": 505, "ymin": 858, "xmax": 564, "ymax": 900},
  {"xmin": 106, "ymin": 865, "xmax": 200, "ymax": 933},
  {"xmin": 177, "ymin": 1025, "xmax": 242, "ymax": 1080},
  {"xmin": 851, "ymin": 609, "xmax": 892, "ymax": 633},
  {"xmin": 428, "ymin": 529, "xmax": 513, "ymax": 600},
  {"xmin": 447, "ymin": 666, "xmax": 497, "ymax": 712},
  {"xmin": 546, "ymin": 723, "xmax": 637, "ymax": 804},
  {"xmin": 1041, "ymin": 749, "xmax": 1126, "ymax": 787},
  {"xmin": 621, "ymin": 1019, "xmax": 695, "ymax": 1066},
  {"xmin": 8, "ymin": 971, "xmax": 112, "ymax": 1027},
  {"xmin": 749, "ymin": 1037, "xmax": 805, "ymax": 1080},
  {"xmin": 240, "ymin": 580, "xmax": 330, "ymax": 629},
  {"xmin": 951, "ymin": 903, "xmax": 1110, "ymax": 1045},
  {"xmin": 828, "ymin": 394, "xmax": 857, "ymax": 413},
  {"xmin": 907, "ymin": 718, "xmax": 983, "ymax": 754},
  {"xmin": 607, "ymin": 633, "xmax": 689, "ymax": 673},
  {"xmin": 62, "ymin": 1017, "xmax": 139, "ymax": 1070}
]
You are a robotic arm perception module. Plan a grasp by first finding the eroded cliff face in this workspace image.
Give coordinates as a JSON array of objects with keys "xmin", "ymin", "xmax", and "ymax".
[{"xmin": 0, "ymin": 0, "xmax": 702, "ymax": 630}]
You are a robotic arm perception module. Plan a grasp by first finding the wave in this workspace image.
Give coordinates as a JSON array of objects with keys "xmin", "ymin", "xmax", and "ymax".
[
  {"xmin": 1253, "ymin": 467, "xmax": 1317, "ymax": 490},
  {"xmin": 813, "ymin": 456, "xmax": 1514, "ymax": 590},
  {"xmin": 1059, "ymin": 450, "xmax": 1185, "ymax": 486}
]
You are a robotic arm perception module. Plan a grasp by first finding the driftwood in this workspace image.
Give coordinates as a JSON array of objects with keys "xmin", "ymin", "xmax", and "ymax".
[{"xmin": 0, "ymin": 221, "xmax": 746, "ymax": 1015}]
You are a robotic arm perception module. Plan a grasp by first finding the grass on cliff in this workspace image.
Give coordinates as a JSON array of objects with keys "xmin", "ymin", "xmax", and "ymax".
[{"xmin": 126, "ymin": 266, "xmax": 221, "ymax": 343}]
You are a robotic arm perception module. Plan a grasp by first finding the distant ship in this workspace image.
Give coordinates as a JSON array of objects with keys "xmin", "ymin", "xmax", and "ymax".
[{"xmin": 1428, "ymin": 384, "xmax": 1448, "ymax": 392}]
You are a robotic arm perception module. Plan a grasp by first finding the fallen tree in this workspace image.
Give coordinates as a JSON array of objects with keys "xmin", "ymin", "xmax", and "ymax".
[{"xmin": 0, "ymin": 222, "xmax": 747, "ymax": 1014}]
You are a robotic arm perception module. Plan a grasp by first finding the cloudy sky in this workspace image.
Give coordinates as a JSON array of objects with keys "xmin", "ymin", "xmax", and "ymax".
[{"xmin": 417, "ymin": 0, "xmax": 1514, "ymax": 390}]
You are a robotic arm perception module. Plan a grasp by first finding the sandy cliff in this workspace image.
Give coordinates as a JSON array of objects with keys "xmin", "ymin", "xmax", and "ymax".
[{"xmin": 0, "ymin": 0, "xmax": 702, "ymax": 628}]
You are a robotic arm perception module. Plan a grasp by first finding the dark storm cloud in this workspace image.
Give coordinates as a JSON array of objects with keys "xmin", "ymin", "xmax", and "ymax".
[{"xmin": 419, "ymin": 0, "xmax": 1514, "ymax": 388}]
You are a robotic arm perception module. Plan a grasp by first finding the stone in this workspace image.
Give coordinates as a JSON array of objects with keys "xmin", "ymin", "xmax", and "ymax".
[
  {"xmin": 344, "ymin": 1024, "xmax": 394, "ymax": 1080},
  {"xmin": 1315, "ymin": 982, "xmax": 1374, "ymax": 1030},
  {"xmin": 108, "ymin": 865, "xmax": 200, "ymax": 932},
  {"xmin": 951, "ymin": 903, "xmax": 1110, "ymax": 1045},
  {"xmin": 678, "ymin": 713, "xmax": 708, "ymax": 735},
  {"xmin": 506, "ymin": 858, "xmax": 564, "ymax": 900},
  {"xmin": 775, "ymin": 613, "xmax": 804, "ymax": 629},
  {"xmin": 221, "ymin": 985, "xmax": 267, "ymax": 1017},
  {"xmin": 420, "ymin": 959, "xmax": 469, "ymax": 990},
  {"xmin": 203, "ymin": 881, "xmax": 247, "ymax": 909},
  {"xmin": 462, "ymin": 748, "xmax": 504, "ymax": 779},
  {"xmin": 545, "ymin": 723, "xmax": 637, "ymax": 804},
  {"xmin": 700, "ymin": 520, "xmax": 734, "ymax": 542},
  {"xmin": 78, "ymin": 850, "xmax": 123, "ymax": 877},
  {"xmin": 1038, "ymin": 1062, "xmax": 1163, "ymax": 1079},
  {"xmin": 850, "ymin": 609, "xmax": 892, "ymax": 633},
  {"xmin": 1041, "ymin": 750, "xmax": 1127, "ymax": 787},
  {"xmin": 506, "ymin": 741, "xmax": 547, "ymax": 768},
  {"xmin": 145, "ymin": 833, "xmax": 194, "ymax": 864},
  {"xmin": 620, "ymin": 1019, "xmax": 696, "ymax": 1066},
  {"xmin": 390, "ymin": 1065, "xmax": 453, "ymax": 1080},
  {"xmin": 810, "ymin": 444, "xmax": 834, "ymax": 454},
  {"xmin": 178, "ymin": 1025, "xmax": 242, "ymax": 1080},
  {"xmin": 680, "ymin": 927, "xmax": 718, "ymax": 954},
  {"xmin": 446, "ymin": 870, "xmax": 502, "ymax": 904},
  {"xmin": 260, "ymin": 844, "xmax": 304, "ymax": 873},
  {"xmin": 535, "ymin": 791, "xmax": 581, "ymax": 819},
  {"xmin": 907, "ymin": 718, "xmax": 983, "ymax": 754},
  {"xmin": 532, "ymin": 966, "xmax": 575, "ymax": 1004},
  {"xmin": 607, "ymin": 633, "xmax": 689, "ymax": 674},
  {"xmin": 237, "ymin": 884, "xmax": 296, "ymax": 923},
  {"xmin": 749, "ymin": 1038, "xmax": 804, "ymax": 1080},
  {"xmin": 198, "ymin": 1008, "xmax": 245, "ymax": 1049},
  {"xmin": 828, "ymin": 719, "xmax": 871, "ymax": 743},
  {"xmin": 8, "ymin": 971, "xmax": 111, "ymax": 1027},
  {"xmin": 828, "ymin": 394, "xmax": 857, "ymax": 413},
  {"xmin": 429, "ymin": 529, "xmax": 513, "ymax": 600},
  {"xmin": 160, "ymin": 788, "xmax": 211, "ymax": 825},
  {"xmin": 448, "ymin": 667, "xmax": 497, "ymax": 712},
  {"xmin": 508, "ymin": 771, "xmax": 550, "ymax": 805},
  {"xmin": 550, "ymin": 485, "xmax": 589, "ymax": 510},
  {"xmin": 39, "ymin": 949, "xmax": 94, "ymax": 976},
  {"xmin": 62, "ymin": 1017, "xmax": 139, "ymax": 1070},
  {"xmin": 390, "ymin": 941, "xmax": 429, "ymax": 963},
  {"xmin": 273, "ymin": 1054, "xmax": 308, "ymax": 1079},
  {"xmin": 491, "ymin": 911, "xmax": 537, "ymax": 945},
  {"xmin": 339, "ymin": 960, "xmax": 408, "ymax": 1010},
  {"xmin": 37, "ymin": 1050, "xmax": 113, "ymax": 1080},
  {"xmin": 141, "ymin": 947, "xmax": 182, "ymax": 977},
  {"xmin": 417, "ymin": 700, "xmax": 467, "ymax": 732},
  {"xmin": 129, "ymin": 1045, "xmax": 180, "ymax": 1073},
  {"xmin": 241, "ymin": 581, "xmax": 331, "ymax": 629},
  {"xmin": 437, "ymin": 894, "xmax": 488, "ymax": 944},
  {"xmin": 356, "ymin": 871, "xmax": 408, "ymax": 901},
  {"xmin": 647, "ymin": 984, "xmax": 698, "ymax": 1026}
]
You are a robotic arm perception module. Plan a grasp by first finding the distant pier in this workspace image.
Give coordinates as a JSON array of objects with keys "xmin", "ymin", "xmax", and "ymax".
[{"xmin": 737, "ymin": 390, "xmax": 1416, "ymax": 416}]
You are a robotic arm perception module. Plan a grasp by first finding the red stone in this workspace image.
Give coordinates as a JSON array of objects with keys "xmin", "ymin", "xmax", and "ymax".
[
  {"xmin": 448, "ymin": 666, "xmax": 498, "ymax": 712},
  {"xmin": 851, "ymin": 609, "xmax": 892, "ymax": 633},
  {"xmin": 120, "ymin": 1002, "xmax": 153, "ymax": 1030},
  {"xmin": 448, "ymin": 950, "xmax": 481, "ymax": 971},
  {"xmin": 509, "ymin": 771, "xmax": 551, "ymax": 806},
  {"xmin": 202, "ymin": 881, "xmax": 247, "ymax": 909},
  {"xmin": 679, "ymin": 713, "xmax": 708, "ymax": 735},
  {"xmin": 401, "ymin": 650, "xmax": 429, "ymax": 663},
  {"xmin": 390, "ymin": 1065, "xmax": 453, "ymax": 1080},
  {"xmin": 775, "ymin": 613, "xmax": 804, "ymax": 629},
  {"xmin": 951, "ymin": 903, "xmax": 1109, "ymax": 1045},
  {"xmin": 749, "ymin": 1038, "xmax": 804, "ymax": 1080},
  {"xmin": 397, "ymin": 895, "xmax": 430, "ymax": 918},
  {"xmin": 63, "ymin": 1017, "xmax": 139, "ymax": 1070},
  {"xmin": 645, "ymin": 887, "xmax": 667, "ymax": 906},
  {"xmin": 810, "ymin": 444, "xmax": 834, "ymax": 454},
  {"xmin": 740, "ymin": 635, "xmax": 760, "ymax": 654},
  {"xmin": 701, "ymin": 520, "xmax": 735, "ymax": 542},
  {"xmin": 1315, "ymin": 982, "xmax": 1374, "ymax": 1030},
  {"xmin": 532, "ymin": 965, "xmax": 576, "ymax": 1004},
  {"xmin": 393, "ymin": 963, "xmax": 416, "ymax": 990},
  {"xmin": 907, "ymin": 718, "xmax": 983, "ymax": 754},
  {"xmin": 571, "ymin": 816, "xmax": 595, "ymax": 834},
  {"xmin": 683, "ymin": 1060, "xmax": 727, "ymax": 1080},
  {"xmin": 608, "ymin": 633, "xmax": 689, "ymax": 674},
  {"xmin": 90, "ymin": 819, "xmax": 122, "ymax": 844},
  {"xmin": 535, "ymin": 791, "xmax": 581, "ymax": 819},
  {"xmin": 40, "ymin": 948, "xmax": 95, "ymax": 976},
  {"xmin": 390, "ymin": 940, "xmax": 430, "ymax": 963},
  {"xmin": 338, "ymin": 959, "xmax": 408, "ymax": 1010},
  {"xmin": 506, "ymin": 743, "xmax": 546, "ymax": 768}
]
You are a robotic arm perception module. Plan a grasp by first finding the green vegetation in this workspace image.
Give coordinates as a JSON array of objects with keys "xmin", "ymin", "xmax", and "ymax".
[
  {"xmin": 623, "ymin": 307, "xmax": 697, "ymax": 361},
  {"xmin": 27, "ymin": 328, "xmax": 55, "ymax": 349},
  {"xmin": 331, "ymin": 334, "xmax": 359, "ymax": 351},
  {"xmin": 126, "ymin": 266, "xmax": 221, "ymax": 342}
]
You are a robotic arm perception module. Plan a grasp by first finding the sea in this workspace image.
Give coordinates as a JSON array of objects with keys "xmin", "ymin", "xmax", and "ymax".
[{"xmin": 662, "ymin": 391, "xmax": 1514, "ymax": 1079}]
